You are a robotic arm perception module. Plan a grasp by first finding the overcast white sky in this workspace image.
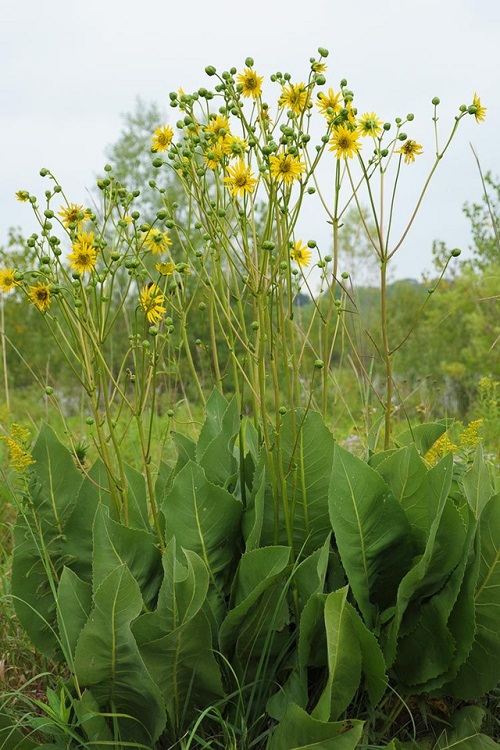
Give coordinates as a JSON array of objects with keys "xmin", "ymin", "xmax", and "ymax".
[{"xmin": 2, "ymin": 0, "xmax": 499, "ymax": 280}]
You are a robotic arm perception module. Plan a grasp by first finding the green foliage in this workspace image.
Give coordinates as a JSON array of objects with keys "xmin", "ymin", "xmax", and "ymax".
[{"xmin": 4, "ymin": 395, "xmax": 500, "ymax": 747}]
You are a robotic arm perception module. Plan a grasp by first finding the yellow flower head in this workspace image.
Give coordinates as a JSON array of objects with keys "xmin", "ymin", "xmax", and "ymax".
[
  {"xmin": 396, "ymin": 139, "xmax": 423, "ymax": 164},
  {"xmin": 15, "ymin": 190, "xmax": 30, "ymax": 203},
  {"xmin": 155, "ymin": 261, "xmax": 176, "ymax": 276},
  {"xmin": 358, "ymin": 112, "xmax": 383, "ymax": 138},
  {"xmin": 290, "ymin": 240, "xmax": 312, "ymax": 268},
  {"xmin": 152, "ymin": 124, "xmax": 174, "ymax": 152},
  {"xmin": 316, "ymin": 88, "xmax": 342, "ymax": 120},
  {"xmin": 312, "ymin": 61, "xmax": 327, "ymax": 73},
  {"xmin": 0, "ymin": 268, "xmax": 20, "ymax": 293},
  {"xmin": 221, "ymin": 134, "xmax": 248, "ymax": 158},
  {"xmin": 459, "ymin": 419, "xmax": 483, "ymax": 450},
  {"xmin": 205, "ymin": 114, "xmax": 231, "ymax": 143},
  {"xmin": 68, "ymin": 231, "xmax": 98, "ymax": 273},
  {"xmin": 58, "ymin": 203, "xmax": 90, "ymax": 229},
  {"xmin": 329, "ymin": 125, "xmax": 362, "ymax": 159},
  {"xmin": 424, "ymin": 433, "xmax": 457, "ymax": 465},
  {"xmin": 279, "ymin": 83, "xmax": 310, "ymax": 116},
  {"xmin": 472, "ymin": 93, "xmax": 486, "ymax": 123},
  {"xmin": 223, "ymin": 160, "xmax": 258, "ymax": 198},
  {"xmin": 204, "ymin": 143, "xmax": 225, "ymax": 170},
  {"xmin": 139, "ymin": 283, "xmax": 166, "ymax": 324},
  {"xmin": 237, "ymin": 68, "xmax": 264, "ymax": 99},
  {"xmin": 29, "ymin": 281, "xmax": 51, "ymax": 312},
  {"xmin": 269, "ymin": 152, "xmax": 306, "ymax": 185},
  {"xmin": 1, "ymin": 428, "xmax": 35, "ymax": 473},
  {"xmin": 143, "ymin": 228, "xmax": 173, "ymax": 254}
]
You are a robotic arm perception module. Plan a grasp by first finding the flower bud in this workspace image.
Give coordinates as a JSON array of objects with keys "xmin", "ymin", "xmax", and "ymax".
[
  {"xmin": 245, "ymin": 56, "xmax": 254, "ymax": 67},
  {"xmin": 39, "ymin": 168, "xmax": 49, "ymax": 177},
  {"xmin": 407, "ymin": 113, "xmax": 414, "ymax": 121},
  {"xmin": 314, "ymin": 359, "xmax": 324, "ymax": 369},
  {"xmin": 307, "ymin": 240, "xmax": 317, "ymax": 248},
  {"xmin": 205, "ymin": 65, "xmax": 216, "ymax": 76},
  {"xmin": 315, "ymin": 74, "xmax": 326, "ymax": 85},
  {"xmin": 85, "ymin": 417, "xmax": 94, "ymax": 426},
  {"xmin": 432, "ymin": 97, "xmax": 440, "ymax": 105},
  {"xmin": 278, "ymin": 406, "xmax": 287, "ymax": 415},
  {"xmin": 149, "ymin": 325, "xmax": 159, "ymax": 336},
  {"xmin": 251, "ymin": 321, "xmax": 259, "ymax": 330},
  {"xmin": 152, "ymin": 158, "xmax": 163, "ymax": 168},
  {"xmin": 167, "ymin": 409, "xmax": 174, "ymax": 417},
  {"xmin": 451, "ymin": 248, "xmax": 461, "ymax": 257},
  {"xmin": 341, "ymin": 271, "xmax": 349, "ymax": 279},
  {"xmin": 45, "ymin": 386, "xmax": 54, "ymax": 395},
  {"xmin": 318, "ymin": 47, "xmax": 329, "ymax": 57},
  {"xmin": 156, "ymin": 209, "xmax": 168, "ymax": 220}
]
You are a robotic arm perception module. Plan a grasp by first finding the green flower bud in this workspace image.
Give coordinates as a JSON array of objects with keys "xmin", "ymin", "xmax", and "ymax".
[
  {"xmin": 251, "ymin": 321, "xmax": 259, "ymax": 330},
  {"xmin": 262, "ymin": 240, "xmax": 275, "ymax": 250},
  {"xmin": 45, "ymin": 386, "xmax": 54, "ymax": 395},
  {"xmin": 39, "ymin": 168, "xmax": 49, "ymax": 177},
  {"xmin": 40, "ymin": 255, "xmax": 51, "ymax": 264},
  {"xmin": 315, "ymin": 74, "xmax": 326, "ymax": 85},
  {"xmin": 278, "ymin": 406, "xmax": 287, "ymax": 415},
  {"xmin": 53, "ymin": 185, "xmax": 62, "ymax": 193},
  {"xmin": 398, "ymin": 133, "xmax": 407, "ymax": 141},
  {"xmin": 407, "ymin": 113, "xmax": 414, "ymax": 121},
  {"xmin": 85, "ymin": 416, "xmax": 94, "ymax": 426},
  {"xmin": 314, "ymin": 359, "xmax": 324, "ymax": 369},
  {"xmin": 245, "ymin": 56, "xmax": 254, "ymax": 67},
  {"xmin": 167, "ymin": 409, "xmax": 174, "ymax": 417},
  {"xmin": 341, "ymin": 271, "xmax": 349, "ymax": 279},
  {"xmin": 307, "ymin": 187, "xmax": 316, "ymax": 194},
  {"xmin": 44, "ymin": 209, "xmax": 54, "ymax": 218},
  {"xmin": 318, "ymin": 46, "xmax": 329, "ymax": 57},
  {"xmin": 451, "ymin": 248, "xmax": 461, "ymax": 257},
  {"xmin": 383, "ymin": 122, "xmax": 391, "ymax": 131},
  {"xmin": 205, "ymin": 65, "xmax": 216, "ymax": 76},
  {"xmin": 324, "ymin": 255, "xmax": 332, "ymax": 262},
  {"xmin": 152, "ymin": 157, "xmax": 163, "ymax": 168},
  {"xmin": 432, "ymin": 97, "xmax": 440, "ymax": 105},
  {"xmin": 156, "ymin": 209, "xmax": 168, "ymax": 220},
  {"xmin": 149, "ymin": 325, "xmax": 159, "ymax": 336},
  {"xmin": 307, "ymin": 240, "xmax": 317, "ymax": 248}
]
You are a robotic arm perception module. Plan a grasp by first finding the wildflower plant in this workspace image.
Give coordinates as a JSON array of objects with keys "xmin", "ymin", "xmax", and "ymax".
[{"xmin": 1, "ymin": 51, "xmax": 499, "ymax": 749}]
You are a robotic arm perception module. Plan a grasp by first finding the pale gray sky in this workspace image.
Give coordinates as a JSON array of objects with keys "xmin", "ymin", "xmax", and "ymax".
[{"xmin": 2, "ymin": 0, "xmax": 499, "ymax": 280}]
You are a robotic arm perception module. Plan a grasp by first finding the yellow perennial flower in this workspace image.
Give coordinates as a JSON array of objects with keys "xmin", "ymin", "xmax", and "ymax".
[
  {"xmin": 221, "ymin": 134, "xmax": 248, "ymax": 158},
  {"xmin": 204, "ymin": 143, "xmax": 225, "ymax": 170},
  {"xmin": 329, "ymin": 125, "xmax": 361, "ymax": 159},
  {"xmin": 151, "ymin": 124, "xmax": 174, "ymax": 152},
  {"xmin": 279, "ymin": 83, "xmax": 309, "ymax": 115},
  {"xmin": 237, "ymin": 68, "xmax": 264, "ymax": 99},
  {"xmin": 290, "ymin": 241, "xmax": 312, "ymax": 268},
  {"xmin": 358, "ymin": 112, "xmax": 383, "ymax": 138},
  {"xmin": 316, "ymin": 88, "xmax": 342, "ymax": 119},
  {"xmin": 156, "ymin": 261, "xmax": 176, "ymax": 276},
  {"xmin": 459, "ymin": 419, "xmax": 483, "ymax": 450},
  {"xmin": 139, "ymin": 283, "xmax": 166, "ymax": 324},
  {"xmin": 68, "ymin": 231, "xmax": 98, "ymax": 273},
  {"xmin": 205, "ymin": 115, "xmax": 231, "ymax": 143},
  {"xmin": 269, "ymin": 152, "xmax": 306, "ymax": 185},
  {"xmin": 29, "ymin": 281, "xmax": 51, "ymax": 311},
  {"xmin": 15, "ymin": 190, "xmax": 30, "ymax": 202},
  {"xmin": 396, "ymin": 139, "xmax": 423, "ymax": 164},
  {"xmin": 0, "ymin": 269, "xmax": 19, "ymax": 293},
  {"xmin": 424, "ymin": 433, "xmax": 457, "ymax": 465},
  {"xmin": 58, "ymin": 203, "xmax": 90, "ymax": 229},
  {"xmin": 223, "ymin": 160, "xmax": 258, "ymax": 197},
  {"xmin": 143, "ymin": 228, "xmax": 173, "ymax": 254},
  {"xmin": 472, "ymin": 93, "xmax": 487, "ymax": 123}
]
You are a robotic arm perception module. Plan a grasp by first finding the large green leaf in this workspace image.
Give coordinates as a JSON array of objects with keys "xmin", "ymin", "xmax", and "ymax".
[
  {"xmin": 268, "ymin": 702, "xmax": 364, "ymax": 750},
  {"xmin": 448, "ymin": 493, "xmax": 500, "ymax": 698},
  {"xmin": 375, "ymin": 446, "xmax": 429, "ymax": 552},
  {"xmin": 460, "ymin": 444, "xmax": 494, "ymax": 519},
  {"xmin": 132, "ymin": 542, "xmax": 224, "ymax": 732},
  {"xmin": 395, "ymin": 421, "xmax": 449, "ymax": 455},
  {"xmin": 313, "ymin": 587, "xmax": 386, "ymax": 721},
  {"xmin": 11, "ymin": 424, "xmax": 83, "ymax": 658},
  {"xmin": 435, "ymin": 706, "xmax": 500, "ymax": 750},
  {"xmin": 220, "ymin": 546, "xmax": 291, "ymax": 671},
  {"xmin": 161, "ymin": 460, "xmax": 242, "ymax": 589},
  {"xmin": 92, "ymin": 504, "xmax": 162, "ymax": 609},
  {"xmin": 74, "ymin": 564, "xmax": 166, "ymax": 745},
  {"xmin": 382, "ymin": 454, "xmax": 457, "ymax": 665},
  {"xmin": 329, "ymin": 445, "xmax": 414, "ymax": 627},
  {"xmin": 196, "ymin": 389, "xmax": 240, "ymax": 487},
  {"xmin": 56, "ymin": 567, "xmax": 92, "ymax": 660}
]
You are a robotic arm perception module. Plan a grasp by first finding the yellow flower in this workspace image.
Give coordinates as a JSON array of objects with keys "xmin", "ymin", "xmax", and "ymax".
[
  {"xmin": 459, "ymin": 419, "xmax": 483, "ymax": 450},
  {"xmin": 358, "ymin": 112, "xmax": 383, "ymax": 138},
  {"xmin": 68, "ymin": 231, "xmax": 98, "ymax": 273},
  {"xmin": 223, "ymin": 160, "xmax": 258, "ymax": 197},
  {"xmin": 237, "ymin": 68, "xmax": 264, "ymax": 99},
  {"xmin": 290, "ymin": 240, "xmax": 312, "ymax": 268},
  {"xmin": 155, "ymin": 261, "xmax": 176, "ymax": 276},
  {"xmin": 424, "ymin": 433, "xmax": 457, "ymax": 465},
  {"xmin": 329, "ymin": 125, "xmax": 361, "ymax": 159},
  {"xmin": 0, "ymin": 269, "xmax": 20, "ymax": 293},
  {"xmin": 269, "ymin": 152, "xmax": 306, "ymax": 185},
  {"xmin": 221, "ymin": 134, "xmax": 248, "ymax": 158},
  {"xmin": 396, "ymin": 139, "xmax": 423, "ymax": 164},
  {"xmin": 151, "ymin": 124, "xmax": 174, "ymax": 152},
  {"xmin": 29, "ymin": 281, "xmax": 51, "ymax": 311},
  {"xmin": 15, "ymin": 190, "xmax": 30, "ymax": 202},
  {"xmin": 143, "ymin": 228, "xmax": 173, "ymax": 254},
  {"xmin": 312, "ymin": 61, "xmax": 327, "ymax": 73},
  {"xmin": 1, "ymin": 423, "xmax": 35, "ymax": 473},
  {"xmin": 205, "ymin": 115, "xmax": 231, "ymax": 143},
  {"xmin": 139, "ymin": 283, "xmax": 166, "ymax": 324},
  {"xmin": 472, "ymin": 93, "xmax": 486, "ymax": 123},
  {"xmin": 204, "ymin": 143, "xmax": 225, "ymax": 170},
  {"xmin": 316, "ymin": 88, "xmax": 342, "ymax": 119},
  {"xmin": 58, "ymin": 203, "xmax": 90, "ymax": 229},
  {"xmin": 279, "ymin": 83, "xmax": 309, "ymax": 115}
]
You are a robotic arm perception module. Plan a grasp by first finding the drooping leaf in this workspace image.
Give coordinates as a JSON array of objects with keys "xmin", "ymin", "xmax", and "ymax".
[
  {"xmin": 56, "ymin": 567, "xmax": 92, "ymax": 660},
  {"xmin": 74, "ymin": 564, "xmax": 166, "ymax": 745},
  {"xmin": 268, "ymin": 702, "xmax": 364, "ymax": 750},
  {"xmin": 329, "ymin": 445, "xmax": 414, "ymax": 628},
  {"xmin": 460, "ymin": 444, "xmax": 494, "ymax": 519}
]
